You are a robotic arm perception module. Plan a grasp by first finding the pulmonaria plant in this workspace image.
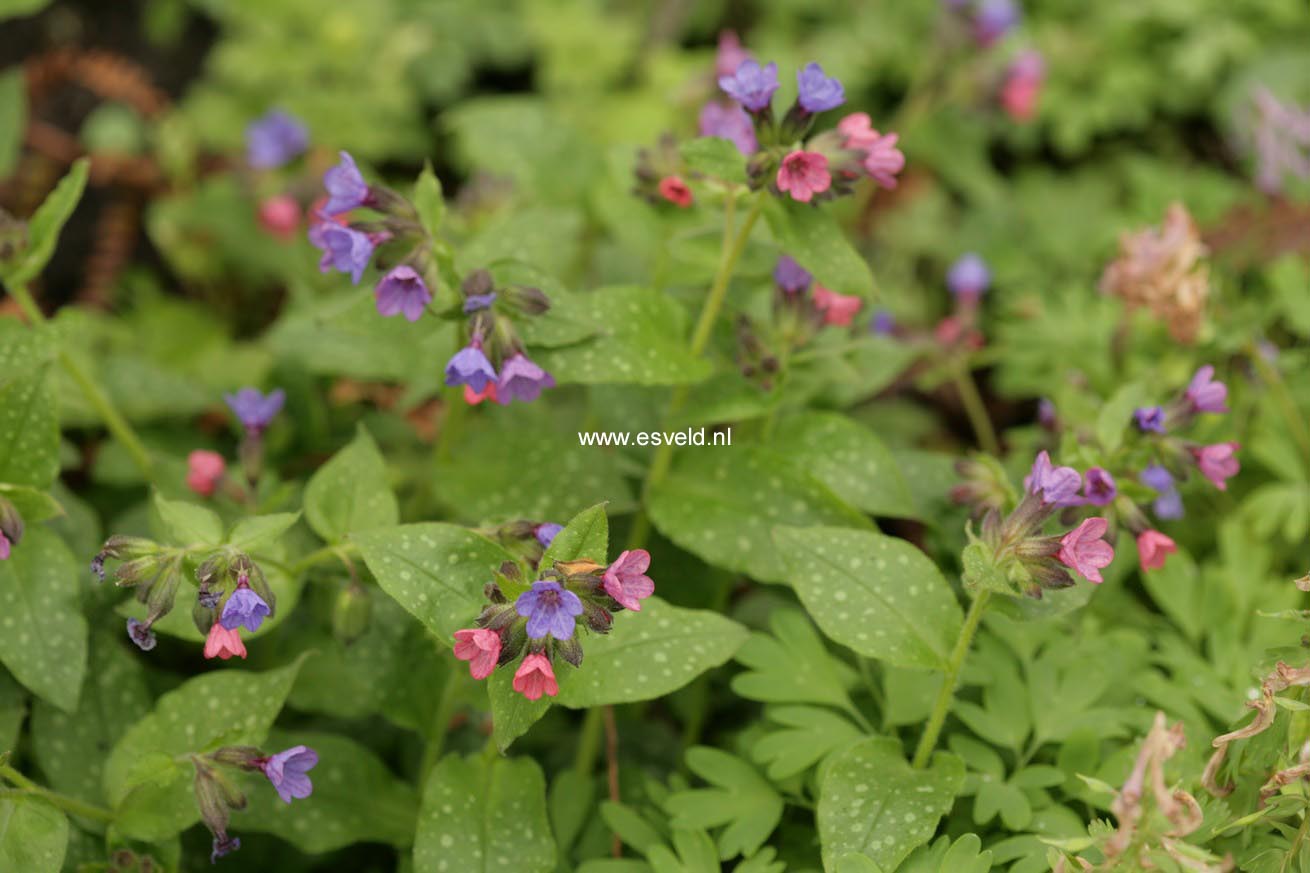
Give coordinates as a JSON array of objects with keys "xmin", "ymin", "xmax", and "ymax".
[
  {"xmin": 451, "ymin": 546, "xmax": 657, "ymax": 701},
  {"xmin": 441, "ymin": 269, "xmax": 556, "ymax": 405},
  {"xmin": 195, "ymin": 743, "xmax": 319, "ymax": 863}
]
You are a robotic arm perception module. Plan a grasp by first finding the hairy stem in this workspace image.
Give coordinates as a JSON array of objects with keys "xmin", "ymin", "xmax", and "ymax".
[
  {"xmin": 912, "ymin": 589, "xmax": 991, "ymax": 769},
  {"xmin": 0, "ymin": 764, "xmax": 115, "ymax": 823}
]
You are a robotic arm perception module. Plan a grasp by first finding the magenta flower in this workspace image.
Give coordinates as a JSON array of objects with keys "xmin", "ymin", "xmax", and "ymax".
[
  {"xmin": 1024, "ymin": 451, "xmax": 1082, "ymax": 506},
  {"xmin": 1057, "ymin": 517, "xmax": 1114, "ymax": 584},
  {"xmin": 220, "ymin": 577, "xmax": 271, "ymax": 633},
  {"xmin": 444, "ymin": 342, "xmax": 497, "ymax": 392},
  {"xmin": 1136, "ymin": 530, "xmax": 1177, "ymax": 572},
  {"xmin": 1134, "ymin": 406, "xmax": 1166, "ymax": 434},
  {"xmin": 246, "ymin": 110, "xmax": 308, "ymax": 169},
  {"xmin": 453, "ymin": 628, "xmax": 501, "ymax": 680},
  {"xmin": 515, "ymin": 580, "xmax": 584, "ymax": 640},
  {"xmin": 836, "ymin": 114, "xmax": 904, "ymax": 188},
  {"xmin": 719, "ymin": 59, "xmax": 779, "ymax": 112},
  {"xmin": 774, "ymin": 255, "xmax": 813, "ymax": 294},
  {"xmin": 947, "ymin": 253, "xmax": 991, "ymax": 299},
  {"xmin": 260, "ymin": 746, "xmax": 318, "ymax": 803},
  {"xmin": 796, "ymin": 62, "xmax": 845, "ymax": 113},
  {"xmin": 776, "ymin": 151, "xmax": 831, "ymax": 203},
  {"xmin": 698, "ymin": 102, "xmax": 757, "ymax": 155},
  {"xmin": 496, "ymin": 353, "xmax": 556, "ymax": 404},
  {"xmin": 1083, "ymin": 468, "xmax": 1117, "ymax": 506},
  {"xmin": 186, "ymin": 450, "xmax": 225, "ymax": 498},
  {"xmin": 224, "ymin": 388, "xmax": 285, "ymax": 435},
  {"xmin": 374, "ymin": 265, "xmax": 431, "ymax": 322},
  {"xmin": 314, "ymin": 224, "xmax": 378, "ymax": 284},
  {"xmin": 813, "ymin": 285, "xmax": 862, "ymax": 327},
  {"xmin": 1192, "ymin": 442, "xmax": 1240, "ymax": 490},
  {"xmin": 603, "ymin": 549, "xmax": 655, "ymax": 611},
  {"xmin": 322, "ymin": 151, "xmax": 369, "ymax": 216},
  {"xmin": 534, "ymin": 523, "xmax": 563, "ymax": 548},
  {"xmin": 512, "ymin": 653, "xmax": 559, "ymax": 701},
  {"xmin": 1184, "ymin": 365, "xmax": 1228, "ymax": 414},
  {"xmin": 1001, "ymin": 52, "xmax": 1044, "ymax": 122}
]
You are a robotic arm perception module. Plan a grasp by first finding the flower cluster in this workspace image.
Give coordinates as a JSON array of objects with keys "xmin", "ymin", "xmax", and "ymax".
[
  {"xmin": 195, "ymin": 743, "xmax": 318, "ymax": 863},
  {"xmin": 186, "ymin": 387, "xmax": 285, "ymax": 501},
  {"xmin": 1099, "ymin": 202, "xmax": 1210, "ymax": 344},
  {"xmin": 442, "ymin": 269, "xmax": 555, "ymax": 406},
  {"xmin": 1130, "ymin": 364, "xmax": 1241, "ymax": 501},
  {"xmin": 451, "ymin": 547, "xmax": 655, "ymax": 701}
]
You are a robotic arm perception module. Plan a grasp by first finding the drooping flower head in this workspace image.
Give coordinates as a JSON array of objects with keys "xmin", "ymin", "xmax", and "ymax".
[
  {"xmin": 603, "ymin": 549, "xmax": 655, "ymax": 612},
  {"xmin": 1140, "ymin": 463, "xmax": 1184, "ymax": 520},
  {"xmin": 224, "ymin": 388, "xmax": 285, "ymax": 436},
  {"xmin": 534, "ymin": 523, "xmax": 563, "ymax": 548},
  {"xmin": 453, "ymin": 628, "xmax": 502, "ymax": 680},
  {"xmin": 321, "ymin": 151, "xmax": 370, "ymax": 216},
  {"xmin": 211, "ymin": 834, "xmax": 241, "ymax": 864},
  {"xmin": 947, "ymin": 253, "xmax": 991, "ymax": 300},
  {"xmin": 444, "ymin": 341, "xmax": 497, "ymax": 393},
  {"xmin": 1083, "ymin": 468, "xmax": 1117, "ymax": 506},
  {"xmin": 776, "ymin": 151, "xmax": 831, "ymax": 203},
  {"xmin": 496, "ymin": 353, "xmax": 556, "ymax": 404},
  {"xmin": 1025, "ymin": 450, "xmax": 1082, "ymax": 506},
  {"xmin": 260, "ymin": 746, "xmax": 318, "ymax": 804},
  {"xmin": 187, "ymin": 450, "xmax": 226, "ymax": 498},
  {"xmin": 698, "ymin": 102, "xmax": 757, "ymax": 156},
  {"xmin": 973, "ymin": 0, "xmax": 1021, "ymax": 46},
  {"xmin": 1184, "ymin": 365, "xmax": 1228, "ymax": 414},
  {"xmin": 126, "ymin": 617, "xmax": 156, "ymax": 652},
  {"xmin": 1136, "ymin": 530, "xmax": 1177, "ymax": 572},
  {"xmin": 774, "ymin": 255, "xmax": 813, "ymax": 295},
  {"xmin": 1134, "ymin": 406, "xmax": 1166, "ymax": 434},
  {"xmin": 512, "ymin": 653, "xmax": 559, "ymax": 701},
  {"xmin": 719, "ymin": 60, "xmax": 780, "ymax": 112},
  {"xmin": 374, "ymin": 265, "xmax": 432, "ymax": 322},
  {"xmin": 796, "ymin": 63, "xmax": 845, "ymax": 114},
  {"xmin": 204, "ymin": 623, "xmax": 247, "ymax": 660},
  {"xmin": 220, "ymin": 576, "xmax": 271, "ymax": 633},
  {"xmin": 464, "ymin": 382, "xmax": 498, "ymax": 405},
  {"xmin": 313, "ymin": 224, "xmax": 379, "ymax": 284},
  {"xmin": 515, "ymin": 580, "xmax": 584, "ymax": 640},
  {"xmin": 1192, "ymin": 442, "xmax": 1240, "ymax": 490},
  {"xmin": 1057, "ymin": 517, "xmax": 1115, "ymax": 583},
  {"xmin": 658, "ymin": 176, "xmax": 693, "ymax": 208},
  {"xmin": 837, "ymin": 114, "xmax": 904, "ymax": 189},
  {"xmin": 246, "ymin": 110, "xmax": 308, "ymax": 169},
  {"xmin": 812, "ymin": 286, "xmax": 862, "ymax": 327}
]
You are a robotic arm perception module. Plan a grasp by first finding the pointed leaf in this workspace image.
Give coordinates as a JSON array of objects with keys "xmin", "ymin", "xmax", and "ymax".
[
  {"xmin": 0, "ymin": 796, "xmax": 67, "ymax": 873},
  {"xmin": 304, "ymin": 425, "xmax": 398, "ymax": 543}
]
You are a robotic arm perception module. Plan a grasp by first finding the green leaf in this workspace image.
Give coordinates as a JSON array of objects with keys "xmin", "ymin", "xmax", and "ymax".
[
  {"xmin": 413, "ymin": 162, "xmax": 445, "ymax": 237},
  {"xmin": 667, "ymin": 748, "xmax": 783, "ymax": 860},
  {"xmin": 0, "ymin": 796, "xmax": 67, "ymax": 873},
  {"xmin": 549, "ymin": 769, "xmax": 597, "ymax": 855},
  {"xmin": 817, "ymin": 737, "xmax": 964, "ymax": 871},
  {"xmin": 541, "ymin": 502, "xmax": 609, "ymax": 566},
  {"xmin": 0, "ymin": 361, "xmax": 59, "ymax": 490},
  {"xmin": 751, "ymin": 706, "xmax": 864, "ymax": 779},
  {"xmin": 600, "ymin": 801, "xmax": 667, "ymax": 854},
  {"xmin": 731, "ymin": 610, "xmax": 857, "ymax": 712},
  {"xmin": 236, "ymin": 729, "xmax": 418, "ymax": 852},
  {"xmin": 0, "ymin": 484, "xmax": 62, "ymax": 523},
  {"xmin": 149, "ymin": 492, "xmax": 223, "ymax": 547},
  {"xmin": 648, "ymin": 448, "xmax": 870, "ymax": 584},
  {"xmin": 0, "ymin": 68, "xmax": 24, "ymax": 179},
  {"xmin": 535, "ymin": 286, "xmax": 713, "ymax": 386},
  {"xmin": 0, "ymin": 528, "xmax": 87, "ymax": 712},
  {"xmin": 3, "ymin": 158, "xmax": 89, "ymax": 286},
  {"xmin": 768, "ymin": 413, "xmax": 917, "ymax": 518},
  {"xmin": 896, "ymin": 834, "xmax": 994, "ymax": 873},
  {"xmin": 226, "ymin": 512, "xmax": 300, "ymax": 553},
  {"xmin": 354, "ymin": 523, "xmax": 514, "ymax": 642},
  {"xmin": 103, "ymin": 659, "xmax": 303, "ymax": 840},
  {"xmin": 773, "ymin": 526, "xmax": 963, "ymax": 671},
  {"xmin": 763, "ymin": 198, "xmax": 874, "ymax": 299},
  {"xmin": 557, "ymin": 597, "xmax": 748, "ymax": 707},
  {"xmin": 680, "ymin": 138, "xmax": 747, "ymax": 186},
  {"xmin": 304, "ymin": 425, "xmax": 399, "ymax": 543},
  {"xmin": 414, "ymin": 752, "xmax": 556, "ymax": 873},
  {"xmin": 0, "ymin": 669, "xmax": 23, "ymax": 752},
  {"xmin": 488, "ymin": 668, "xmax": 553, "ymax": 753},
  {"xmin": 1095, "ymin": 383, "xmax": 1145, "ymax": 453}
]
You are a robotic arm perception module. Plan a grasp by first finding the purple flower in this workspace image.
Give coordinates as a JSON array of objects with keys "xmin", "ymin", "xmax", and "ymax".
[
  {"xmin": 796, "ymin": 63, "xmax": 845, "ymax": 113},
  {"xmin": 463, "ymin": 292, "xmax": 497, "ymax": 313},
  {"xmin": 444, "ymin": 343, "xmax": 497, "ymax": 392},
  {"xmin": 246, "ymin": 110, "xmax": 308, "ymax": 169},
  {"xmin": 126, "ymin": 618, "xmax": 156, "ymax": 652},
  {"xmin": 224, "ymin": 388, "xmax": 285, "ymax": 435},
  {"xmin": 261, "ymin": 745, "xmax": 319, "ymax": 803},
  {"xmin": 1024, "ymin": 450, "xmax": 1082, "ymax": 506},
  {"xmin": 973, "ymin": 0, "xmax": 1021, "ymax": 45},
  {"xmin": 871, "ymin": 309, "xmax": 896, "ymax": 336},
  {"xmin": 1141, "ymin": 463, "xmax": 1184, "ymax": 520},
  {"xmin": 219, "ymin": 580, "xmax": 271, "ymax": 633},
  {"xmin": 496, "ymin": 353, "xmax": 556, "ymax": 404},
  {"xmin": 322, "ymin": 151, "xmax": 369, "ymax": 216},
  {"xmin": 1134, "ymin": 406, "xmax": 1166, "ymax": 434},
  {"xmin": 1037, "ymin": 397, "xmax": 1057, "ymax": 429},
  {"xmin": 1185, "ymin": 365, "xmax": 1228, "ymax": 414},
  {"xmin": 534, "ymin": 523, "xmax": 563, "ymax": 548},
  {"xmin": 374, "ymin": 265, "xmax": 431, "ymax": 322},
  {"xmin": 515, "ymin": 580, "xmax": 584, "ymax": 640},
  {"xmin": 947, "ymin": 253, "xmax": 990, "ymax": 299},
  {"xmin": 719, "ymin": 60, "xmax": 779, "ymax": 112},
  {"xmin": 313, "ymin": 224, "xmax": 377, "ymax": 284},
  {"xmin": 1083, "ymin": 468, "xmax": 1117, "ymax": 506},
  {"xmin": 698, "ymin": 102, "xmax": 758, "ymax": 156},
  {"xmin": 774, "ymin": 255, "xmax": 813, "ymax": 294},
  {"xmin": 211, "ymin": 833, "xmax": 241, "ymax": 863}
]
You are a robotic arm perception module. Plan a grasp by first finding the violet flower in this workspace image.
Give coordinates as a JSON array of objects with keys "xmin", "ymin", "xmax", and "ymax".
[
  {"xmin": 374, "ymin": 265, "xmax": 431, "ymax": 322},
  {"xmin": 126, "ymin": 618, "xmax": 156, "ymax": 652},
  {"xmin": 1134, "ymin": 406, "xmax": 1166, "ymax": 434},
  {"xmin": 796, "ymin": 63, "xmax": 845, "ymax": 113},
  {"xmin": 444, "ymin": 343, "xmax": 497, "ymax": 393},
  {"xmin": 314, "ymin": 224, "xmax": 377, "ymax": 284},
  {"xmin": 515, "ymin": 580, "xmax": 583, "ymax": 640},
  {"xmin": 1184, "ymin": 365, "xmax": 1228, "ymax": 414},
  {"xmin": 321, "ymin": 151, "xmax": 369, "ymax": 216},
  {"xmin": 463, "ymin": 292, "xmax": 497, "ymax": 313},
  {"xmin": 774, "ymin": 255, "xmax": 813, "ymax": 294},
  {"xmin": 534, "ymin": 523, "xmax": 563, "ymax": 548},
  {"xmin": 261, "ymin": 746, "xmax": 319, "ymax": 803},
  {"xmin": 1140, "ymin": 463, "xmax": 1184, "ymax": 520},
  {"xmin": 246, "ymin": 110, "xmax": 308, "ymax": 169},
  {"xmin": 224, "ymin": 388, "xmax": 285, "ymax": 435},
  {"xmin": 219, "ymin": 578, "xmax": 271, "ymax": 633},
  {"xmin": 698, "ymin": 102, "xmax": 757, "ymax": 156},
  {"xmin": 1025, "ymin": 450, "xmax": 1082, "ymax": 506},
  {"xmin": 947, "ymin": 253, "xmax": 991, "ymax": 299},
  {"xmin": 496, "ymin": 353, "xmax": 556, "ymax": 404},
  {"xmin": 719, "ymin": 60, "xmax": 779, "ymax": 112}
]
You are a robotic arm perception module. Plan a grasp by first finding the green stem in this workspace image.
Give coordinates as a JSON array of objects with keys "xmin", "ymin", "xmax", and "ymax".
[
  {"xmin": 911, "ymin": 590, "xmax": 991, "ymax": 769},
  {"xmin": 573, "ymin": 707, "xmax": 604, "ymax": 780},
  {"xmin": 0, "ymin": 764, "xmax": 115, "ymax": 823},
  {"xmin": 951, "ymin": 360, "xmax": 1001, "ymax": 456},
  {"xmin": 1250, "ymin": 343, "xmax": 1310, "ymax": 469},
  {"xmin": 5, "ymin": 282, "xmax": 153, "ymax": 480},
  {"xmin": 288, "ymin": 542, "xmax": 359, "ymax": 576}
]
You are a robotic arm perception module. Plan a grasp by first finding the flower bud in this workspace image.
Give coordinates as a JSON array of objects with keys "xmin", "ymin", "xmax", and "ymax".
[
  {"xmin": 461, "ymin": 269, "xmax": 495, "ymax": 298},
  {"xmin": 477, "ymin": 603, "xmax": 519, "ymax": 633},
  {"xmin": 210, "ymin": 746, "xmax": 265, "ymax": 769},
  {"xmin": 193, "ymin": 600, "xmax": 217, "ymax": 635},
  {"xmin": 231, "ymin": 554, "xmax": 277, "ymax": 615},
  {"xmin": 92, "ymin": 535, "xmax": 158, "ymax": 581},
  {"xmin": 143, "ymin": 561, "xmax": 182, "ymax": 626},
  {"xmin": 498, "ymin": 624, "xmax": 528, "ymax": 665},
  {"xmin": 113, "ymin": 556, "xmax": 160, "ymax": 587},
  {"xmin": 484, "ymin": 580, "xmax": 507, "ymax": 603},
  {"xmin": 556, "ymin": 635, "xmax": 584, "ymax": 668},
  {"xmin": 1028, "ymin": 558, "xmax": 1076, "ymax": 592},
  {"xmin": 192, "ymin": 758, "xmax": 246, "ymax": 842},
  {"xmin": 505, "ymin": 285, "xmax": 551, "ymax": 315},
  {"xmin": 582, "ymin": 600, "xmax": 613, "ymax": 634},
  {"xmin": 332, "ymin": 584, "xmax": 372, "ymax": 644}
]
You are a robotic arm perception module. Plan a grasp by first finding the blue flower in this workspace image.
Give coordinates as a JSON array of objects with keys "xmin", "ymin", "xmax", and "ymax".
[
  {"xmin": 773, "ymin": 255, "xmax": 812, "ymax": 295},
  {"xmin": 796, "ymin": 63, "xmax": 845, "ymax": 113},
  {"xmin": 496, "ymin": 353, "xmax": 556, "ymax": 404},
  {"xmin": 947, "ymin": 253, "xmax": 990, "ymax": 298},
  {"xmin": 321, "ymin": 151, "xmax": 369, "ymax": 216},
  {"xmin": 463, "ymin": 292, "xmax": 497, "ymax": 313},
  {"xmin": 535, "ymin": 523, "xmax": 563, "ymax": 548},
  {"xmin": 515, "ymin": 580, "xmax": 583, "ymax": 640},
  {"xmin": 220, "ymin": 580, "xmax": 271, "ymax": 633},
  {"xmin": 313, "ymin": 224, "xmax": 377, "ymax": 284},
  {"xmin": 444, "ymin": 344, "xmax": 497, "ymax": 392},
  {"xmin": 1141, "ymin": 463, "xmax": 1184, "ymax": 520},
  {"xmin": 1134, "ymin": 406, "xmax": 1166, "ymax": 434},
  {"xmin": 246, "ymin": 110, "xmax": 308, "ymax": 169},
  {"xmin": 224, "ymin": 388, "xmax": 285, "ymax": 435},
  {"xmin": 719, "ymin": 60, "xmax": 780, "ymax": 112},
  {"xmin": 375, "ymin": 265, "xmax": 432, "ymax": 322},
  {"xmin": 260, "ymin": 745, "xmax": 319, "ymax": 804}
]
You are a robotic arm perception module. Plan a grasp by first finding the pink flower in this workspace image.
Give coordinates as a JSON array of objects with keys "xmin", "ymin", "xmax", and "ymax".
[
  {"xmin": 258, "ymin": 195, "xmax": 302, "ymax": 241},
  {"xmin": 1001, "ymin": 52, "xmax": 1045, "ymax": 122},
  {"xmin": 203, "ymin": 623, "xmax": 247, "ymax": 660},
  {"xmin": 812, "ymin": 285, "xmax": 863, "ymax": 326},
  {"xmin": 1057, "ymin": 517, "xmax": 1115, "ymax": 584},
  {"xmin": 1136, "ymin": 530, "xmax": 1177, "ymax": 572},
  {"xmin": 776, "ymin": 151, "xmax": 831, "ymax": 203},
  {"xmin": 658, "ymin": 176, "xmax": 693, "ymax": 208},
  {"xmin": 0, "ymin": 531, "xmax": 9, "ymax": 561},
  {"xmin": 512, "ymin": 654, "xmax": 559, "ymax": 701},
  {"xmin": 1192, "ymin": 442, "xmax": 1240, "ymax": 490},
  {"xmin": 837, "ymin": 113, "xmax": 905, "ymax": 189},
  {"xmin": 464, "ymin": 382, "xmax": 498, "ymax": 405},
  {"xmin": 603, "ymin": 549, "xmax": 655, "ymax": 612},
  {"xmin": 715, "ymin": 30, "xmax": 752, "ymax": 79},
  {"xmin": 186, "ymin": 450, "xmax": 226, "ymax": 498},
  {"xmin": 453, "ymin": 628, "xmax": 501, "ymax": 680}
]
